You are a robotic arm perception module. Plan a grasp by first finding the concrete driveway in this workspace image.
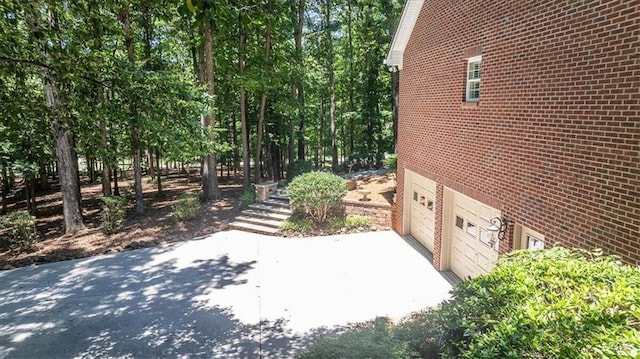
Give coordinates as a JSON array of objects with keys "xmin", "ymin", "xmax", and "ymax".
[{"xmin": 0, "ymin": 230, "xmax": 453, "ymax": 358}]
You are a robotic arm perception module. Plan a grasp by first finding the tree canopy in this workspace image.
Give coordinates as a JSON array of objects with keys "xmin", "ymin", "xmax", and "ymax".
[{"xmin": 0, "ymin": 0, "xmax": 403, "ymax": 230}]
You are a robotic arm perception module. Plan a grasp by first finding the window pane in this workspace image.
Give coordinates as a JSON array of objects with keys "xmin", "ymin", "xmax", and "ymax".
[
  {"xmin": 466, "ymin": 221, "xmax": 476, "ymax": 237},
  {"xmin": 455, "ymin": 215, "xmax": 464, "ymax": 229},
  {"xmin": 468, "ymin": 61, "xmax": 481, "ymax": 79},
  {"xmin": 468, "ymin": 81, "xmax": 480, "ymax": 100}
]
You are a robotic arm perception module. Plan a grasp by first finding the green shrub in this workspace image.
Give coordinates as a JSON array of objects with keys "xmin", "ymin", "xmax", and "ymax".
[
  {"xmin": 300, "ymin": 317, "xmax": 420, "ymax": 359},
  {"xmin": 287, "ymin": 171, "xmax": 347, "ymax": 222},
  {"xmin": 239, "ymin": 188, "xmax": 256, "ymax": 209},
  {"xmin": 330, "ymin": 216, "xmax": 371, "ymax": 230},
  {"xmin": 437, "ymin": 247, "xmax": 640, "ymax": 358},
  {"xmin": 101, "ymin": 196, "xmax": 127, "ymax": 234},
  {"xmin": 173, "ymin": 192, "xmax": 201, "ymax": 222},
  {"xmin": 0, "ymin": 210, "xmax": 38, "ymax": 248},
  {"xmin": 384, "ymin": 153, "xmax": 397, "ymax": 174},
  {"xmin": 286, "ymin": 159, "xmax": 313, "ymax": 181},
  {"xmin": 280, "ymin": 217, "xmax": 313, "ymax": 232}
]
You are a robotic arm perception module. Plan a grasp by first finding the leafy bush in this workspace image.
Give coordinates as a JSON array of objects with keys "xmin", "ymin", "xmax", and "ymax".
[
  {"xmin": 0, "ymin": 210, "xmax": 39, "ymax": 248},
  {"xmin": 239, "ymin": 188, "xmax": 256, "ymax": 209},
  {"xmin": 300, "ymin": 317, "xmax": 420, "ymax": 359},
  {"xmin": 101, "ymin": 196, "xmax": 127, "ymax": 234},
  {"xmin": 437, "ymin": 247, "xmax": 640, "ymax": 358},
  {"xmin": 286, "ymin": 159, "xmax": 313, "ymax": 181},
  {"xmin": 287, "ymin": 171, "xmax": 347, "ymax": 222},
  {"xmin": 384, "ymin": 153, "xmax": 397, "ymax": 174},
  {"xmin": 173, "ymin": 192, "xmax": 201, "ymax": 222},
  {"xmin": 330, "ymin": 216, "xmax": 371, "ymax": 230},
  {"xmin": 280, "ymin": 217, "xmax": 313, "ymax": 232}
]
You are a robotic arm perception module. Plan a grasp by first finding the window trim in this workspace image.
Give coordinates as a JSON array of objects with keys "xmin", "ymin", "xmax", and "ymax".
[{"xmin": 465, "ymin": 55, "xmax": 482, "ymax": 102}]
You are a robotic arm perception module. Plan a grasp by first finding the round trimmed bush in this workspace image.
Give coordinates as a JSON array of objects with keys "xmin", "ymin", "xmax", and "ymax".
[{"xmin": 287, "ymin": 171, "xmax": 347, "ymax": 222}]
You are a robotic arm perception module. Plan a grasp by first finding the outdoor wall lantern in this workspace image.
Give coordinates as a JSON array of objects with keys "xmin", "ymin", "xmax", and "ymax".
[{"xmin": 486, "ymin": 216, "xmax": 508, "ymax": 246}]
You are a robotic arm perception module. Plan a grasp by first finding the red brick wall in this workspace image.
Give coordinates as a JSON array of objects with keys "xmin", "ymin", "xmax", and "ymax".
[
  {"xmin": 342, "ymin": 199, "xmax": 393, "ymax": 228},
  {"xmin": 396, "ymin": 0, "xmax": 640, "ymax": 264}
]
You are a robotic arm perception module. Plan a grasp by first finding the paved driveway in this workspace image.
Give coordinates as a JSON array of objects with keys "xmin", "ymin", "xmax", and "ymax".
[{"xmin": 0, "ymin": 230, "xmax": 453, "ymax": 358}]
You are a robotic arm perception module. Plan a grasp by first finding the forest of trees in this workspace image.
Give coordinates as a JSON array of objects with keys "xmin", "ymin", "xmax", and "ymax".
[{"xmin": 0, "ymin": 0, "xmax": 402, "ymax": 233}]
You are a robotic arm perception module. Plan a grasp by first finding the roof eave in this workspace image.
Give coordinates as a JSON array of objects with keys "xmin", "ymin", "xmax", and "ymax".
[{"xmin": 385, "ymin": 0, "xmax": 425, "ymax": 71}]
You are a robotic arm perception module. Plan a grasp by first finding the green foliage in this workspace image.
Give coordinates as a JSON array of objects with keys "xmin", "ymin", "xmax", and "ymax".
[
  {"xmin": 384, "ymin": 154, "xmax": 397, "ymax": 174},
  {"xmin": 286, "ymin": 159, "xmax": 313, "ymax": 181},
  {"xmin": 0, "ymin": 210, "xmax": 39, "ymax": 249},
  {"xmin": 287, "ymin": 171, "xmax": 347, "ymax": 222},
  {"xmin": 239, "ymin": 188, "xmax": 256, "ymax": 209},
  {"xmin": 280, "ymin": 217, "xmax": 313, "ymax": 232},
  {"xmin": 101, "ymin": 196, "xmax": 127, "ymax": 235},
  {"xmin": 330, "ymin": 216, "xmax": 371, "ymax": 230},
  {"xmin": 301, "ymin": 317, "xmax": 420, "ymax": 359},
  {"xmin": 437, "ymin": 247, "xmax": 640, "ymax": 358},
  {"xmin": 172, "ymin": 192, "xmax": 201, "ymax": 223}
]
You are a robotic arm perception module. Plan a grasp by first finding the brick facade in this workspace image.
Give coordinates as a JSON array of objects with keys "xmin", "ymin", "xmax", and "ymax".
[
  {"xmin": 395, "ymin": 0, "xmax": 639, "ymax": 265},
  {"xmin": 343, "ymin": 199, "xmax": 393, "ymax": 228}
]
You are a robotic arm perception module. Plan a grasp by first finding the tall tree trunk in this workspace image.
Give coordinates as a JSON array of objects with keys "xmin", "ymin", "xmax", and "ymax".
[
  {"xmin": 325, "ymin": 0, "xmax": 338, "ymax": 172},
  {"xmin": 296, "ymin": 0, "xmax": 306, "ymax": 160},
  {"xmin": 40, "ymin": 9, "xmax": 85, "ymax": 233},
  {"xmin": 1, "ymin": 162, "xmax": 7, "ymax": 214},
  {"xmin": 347, "ymin": 0, "xmax": 355, "ymax": 157},
  {"xmin": 155, "ymin": 148, "xmax": 162, "ymax": 194},
  {"xmin": 112, "ymin": 157, "xmax": 120, "ymax": 196},
  {"xmin": 123, "ymin": 4, "xmax": 144, "ymax": 215},
  {"xmin": 238, "ymin": 11, "xmax": 250, "ymax": 190},
  {"xmin": 38, "ymin": 160, "xmax": 49, "ymax": 190},
  {"xmin": 100, "ymin": 111, "xmax": 111, "ymax": 196},
  {"xmin": 201, "ymin": 18, "xmax": 219, "ymax": 200},
  {"xmin": 384, "ymin": 0, "xmax": 400, "ymax": 152},
  {"xmin": 256, "ymin": 0, "xmax": 273, "ymax": 183},
  {"xmin": 256, "ymin": 94, "xmax": 265, "ymax": 182}
]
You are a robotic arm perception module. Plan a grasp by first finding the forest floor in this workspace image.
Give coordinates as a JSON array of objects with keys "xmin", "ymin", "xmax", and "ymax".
[{"xmin": 0, "ymin": 169, "xmax": 396, "ymax": 270}]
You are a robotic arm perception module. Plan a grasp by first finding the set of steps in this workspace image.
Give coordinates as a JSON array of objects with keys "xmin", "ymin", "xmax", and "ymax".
[{"xmin": 230, "ymin": 190, "xmax": 291, "ymax": 235}]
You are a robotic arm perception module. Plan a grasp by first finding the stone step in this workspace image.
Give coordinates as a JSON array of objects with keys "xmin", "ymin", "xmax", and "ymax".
[
  {"xmin": 261, "ymin": 198, "xmax": 290, "ymax": 208},
  {"xmin": 234, "ymin": 215, "xmax": 284, "ymax": 229},
  {"xmin": 229, "ymin": 221, "xmax": 280, "ymax": 235},
  {"xmin": 248, "ymin": 203, "xmax": 293, "ymax": 215},
  {"xmin": 269, "ymin": 193, "xmax": 290, "ymax": 202},
  {"xmin": 242, "ymin": 209, "xmax": 291, "ymax": 221}
]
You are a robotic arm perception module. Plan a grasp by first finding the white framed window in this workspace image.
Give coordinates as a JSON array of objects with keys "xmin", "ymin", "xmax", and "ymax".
[{"xmin": 466, "ymin": 55, "xmax": 481, "ymax": 102}]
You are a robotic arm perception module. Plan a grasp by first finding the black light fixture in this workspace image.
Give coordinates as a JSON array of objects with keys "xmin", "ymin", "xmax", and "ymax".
[{"xmin": 486, "ymin": 216, "xmax": 508, "ymax": 242}]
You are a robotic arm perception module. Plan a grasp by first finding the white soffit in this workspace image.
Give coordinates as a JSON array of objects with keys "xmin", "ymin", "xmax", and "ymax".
[{"xmin": 385, "ymin": 0, "xmax": 425, "ymax": 71}]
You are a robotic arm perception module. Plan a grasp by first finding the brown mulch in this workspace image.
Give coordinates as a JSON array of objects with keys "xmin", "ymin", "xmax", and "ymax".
[
  {"xmin": 0, "ymin": 170, "xmax": 243, "ymax": 270},
  {"xmin": 1, "ymin": 170, "xmax": 396, "ymax": 270},
  {"xmin": 344, "ymin": 172, "xmax": 396, "ymax": 204}
]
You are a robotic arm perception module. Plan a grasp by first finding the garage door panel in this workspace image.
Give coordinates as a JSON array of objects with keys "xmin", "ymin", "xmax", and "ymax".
[
  {"xmin": 448, "ymin": 191, "xmax": 500, "ymax": 279},
  {"xmin": 408, "ymin": 172, "xmax": 436, "ymax": 253}
]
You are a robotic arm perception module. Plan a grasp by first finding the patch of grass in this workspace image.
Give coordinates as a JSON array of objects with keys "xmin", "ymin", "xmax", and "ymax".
[
  {"xmin": 330, "ymin": 216, "xmax": 371, "ymax": 230},
  {"xmin": 281, "ymin": 217, "xmax": 313, "ymax": 232}
]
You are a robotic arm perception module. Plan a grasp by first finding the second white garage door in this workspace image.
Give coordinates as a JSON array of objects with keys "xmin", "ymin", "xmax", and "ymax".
[
  {"xmin": 408, "ymin": 171, "xmax": 436, "ymax": 253},
  {"xmin": 448, "ymin": 190, "xmax": 501, "ymax": 279}
]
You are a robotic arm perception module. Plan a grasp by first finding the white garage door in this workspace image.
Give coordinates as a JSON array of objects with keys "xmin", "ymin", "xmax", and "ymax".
[
  {"xmin": 408, "ymin": 172, "xmax": 436, "ymax": 253},
  {"xmin": 449, "ymin": 191, "xmax": 500, "ymax": 279}
]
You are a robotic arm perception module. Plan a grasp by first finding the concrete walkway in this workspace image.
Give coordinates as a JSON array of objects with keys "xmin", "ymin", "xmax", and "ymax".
[{"xmin": 0, "ymin": 230, "xmax": 453, "ymax": 358}]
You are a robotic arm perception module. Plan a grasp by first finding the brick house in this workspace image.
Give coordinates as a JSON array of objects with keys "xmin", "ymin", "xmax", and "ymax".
[{"xmin": 385, "ymin": 0, "xmax": 639, "ymax": 278}]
